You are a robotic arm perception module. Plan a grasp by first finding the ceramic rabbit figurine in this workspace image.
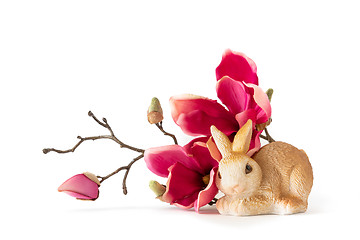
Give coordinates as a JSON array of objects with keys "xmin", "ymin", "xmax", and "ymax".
[{"xmin": 210, "ymin": 119, "xmax": 313, "ymax": 216}]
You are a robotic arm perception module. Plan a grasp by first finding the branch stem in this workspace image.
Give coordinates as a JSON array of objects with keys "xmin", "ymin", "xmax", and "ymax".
[
  {"xmin": 208, "ymin": 197, "xmax": 218, "ymax": 206},
  {"xmin": 43, "ymin": 111, "xmax": 146, "ymax": 195},
  {"xmin": 155, "ymin": 121, "xmax": 178, "ymax": 145},
  {"xmin": 264, "ymin": 128, "xmax": 275, "ymax": 143},
  {"xmin": 97, "ymin": 153, "xmax": 144, "ymax": 194},
  {"xmin": 43, "ymin": 111, "xmax": 144, "ymax": 154},
  {"xmin": 260, "ymin": 127, "xmax": 276, "ymax": 143}
]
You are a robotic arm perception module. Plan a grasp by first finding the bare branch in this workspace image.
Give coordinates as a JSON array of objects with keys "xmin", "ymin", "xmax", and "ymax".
[
  {"xmin": 43, "ymin": 111, "xmax": 144, "ymax": 154},
  {"xmin": 43, "ymin": 111, "xmax": 147, "ymax": 196},
  {"xmin": 97, "ymin": 153, "xmax": 144, "ymax": 195},
  {"xmin": 260, "ymin": 128, "xmax": 276, "ymax": 143},
  {"xmin": 208, "ymin": 197, "xmax": 218, "ymax": 206},
  {"xmin": 264, "ymin": 128, "xmax": 275, "ymax": 143},
  {"xmin": 155, "ymin": 121, "xmax": 178, "ymax": 145}
]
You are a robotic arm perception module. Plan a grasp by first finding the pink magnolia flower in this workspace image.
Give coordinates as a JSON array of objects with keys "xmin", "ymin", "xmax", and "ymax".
[
  {"xmin": 170, "ymin": 50, "xmax": 271, "ymax": 156},
  {"xmin": 144, "ymin": 139, "xmax": 218, "ymax": 212},
  {"xmin": 170, "ymin": 77, "xmax": 271, "ymax": 156},
  {"xmin": 58, "ymin": 172, "xmax": 100, "ymax": 200}
]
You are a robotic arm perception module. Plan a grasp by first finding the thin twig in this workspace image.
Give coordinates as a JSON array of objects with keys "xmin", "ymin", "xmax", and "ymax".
[
  {"xmin": 208, "ymin": 197, "xmax": 218, "ymax": 206},
  {"xmin": 155, "ymin": 121, "xmax": 178, "ymax": 145},
  {"xmin": 264, "ymin": 128, "xmax": 275, "ymax": 143},
  {"xmin": 259, "ymin": 134, "xmax": 268, "ymax": 141},
  {"xmin": 122, "ymin": 154, "xmax": 144, "ymax": 194},
  {"xmin": 260, "ymin": 128, "xmax": 275, "ymax": 143},
  {"xmin": 43, "ymin": 111, "xmax": 144, "ymax": 154},
  {"xmin": 97, "ymin": 153, "xmax": 144, "ymax": 195}
]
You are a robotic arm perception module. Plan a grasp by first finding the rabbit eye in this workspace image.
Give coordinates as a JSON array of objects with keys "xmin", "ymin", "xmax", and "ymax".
[
  {"xmin": 217, "ymin": 171, "xmax": 222, "ymax": 179},
  {"xmin": 245, "ymin": 164, "xmax": 252, "ymax": 174}
]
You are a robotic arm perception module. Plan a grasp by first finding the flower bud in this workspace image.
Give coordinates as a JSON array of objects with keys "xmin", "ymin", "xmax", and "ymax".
[
  {"xmin": 266, "ymin": 88, "xmax": 274, "ymax": 102},
  {"xmin": 149, "ymin": 180, "xmax": 166, "ymax": 198},
  {"xmin": 58, "ymin": 172, "xmax": 100, "ymax": 200},
  {"xmin": 147, "ymin": 97, "xmax": 163, "ymax": 124}
]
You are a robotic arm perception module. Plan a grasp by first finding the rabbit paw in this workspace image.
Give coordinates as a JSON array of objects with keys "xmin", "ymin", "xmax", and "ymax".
[
  {"xmin": 216, "ymin": 196, "xmax": 233, "ymax": 215},
  {"xmin": 216, "ymin": 196, "xmax": 245, "ymax": 216},
  {"xmin": 275, "ymin": 197, "xmax": 307, "ymax": 214}
]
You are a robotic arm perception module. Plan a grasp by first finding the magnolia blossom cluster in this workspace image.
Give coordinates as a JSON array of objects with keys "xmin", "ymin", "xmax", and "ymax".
[{"xmin": 145, "ymin": 49, "xmax": 272, "ymax": 212}]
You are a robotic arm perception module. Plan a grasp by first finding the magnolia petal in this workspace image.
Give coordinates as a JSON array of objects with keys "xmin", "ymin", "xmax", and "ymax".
[
  {"xmin": 215, "ymin": 49, "xmax": 258, "ymax": 85},
  {"xmin": 60, "ymin": 191, "xmax": 96, "ymax": 200},
  {"xmin": 190, "ymin": 142, "xmax": 219, "ymax": 174},
  {"xmin": 245, "ymin": 83, "xmax": 272, "ymax": 124},
  {"xmin": 235, "ymin": 109, "xmax": 257, "ymax": 128},
  {"xmin": 216, "ymin": 76, "xmax": 251, "ymax": 115},
  {"xmin": 206, "ymin": 137, "xmax": 222, "ymax": 162},
  {"xmin": 183, "ymin": 137, "xmax": 209, "ymax": 154},
  {"xmin": 173, "ymin": 192, "xmax": 199, "ymax": 209},
  {"xmin": 161, "ymin": 162, "xmax": 204, "ymax": 204},
  {"xmin": 176, "ymin": 110, "xmax": 238, "ymax": 136},
  {"xmin": 170, "ymin": 94, "xmax": 238, "ymax": 136},
  {"xmin": 247, "ymin": 130, "xmax": 262, "ymax": 157},
  {"xmin": 144, "ymin": 145, "xmax": 201, "ymax": 178},
  {"xmin": 194, "ymin": 167, "xmax": 219, "ymax": 212},
  {"xmin": 58, "ymin": 174, "xmax": 99, "ymax": 200}
]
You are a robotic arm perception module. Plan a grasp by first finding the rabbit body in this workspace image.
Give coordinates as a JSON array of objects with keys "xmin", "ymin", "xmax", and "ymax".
[{"xmin": 210, "ymin": 121, "xmax": 313, "ymax": 216}]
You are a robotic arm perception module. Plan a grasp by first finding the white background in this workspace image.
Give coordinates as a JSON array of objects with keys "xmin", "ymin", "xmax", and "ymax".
[{"xmin": 1, "ymin": 0, "xmax": 359, "ymax": 239}]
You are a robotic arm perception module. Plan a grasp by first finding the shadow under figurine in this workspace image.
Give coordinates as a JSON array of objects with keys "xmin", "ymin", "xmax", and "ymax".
[{"xmin": 209, "ymin": 119, "xmax": 313, "ymax": 216}]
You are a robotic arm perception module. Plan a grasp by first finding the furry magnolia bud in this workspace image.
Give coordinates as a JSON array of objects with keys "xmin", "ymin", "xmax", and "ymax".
[
  {"xmin": 149, "ymin": 180, "xmax": 166, "ymax": 197},
  {"xmin": 266, "ymin": 88, "xmax": 274, "ymax": 102},
  {"xmin": 147, "ymin": 97, "xmax": 164, "ymax": 124},
  {"xmin": 83, "ymin": 172, "xmax": 101, "ymax": 186}
]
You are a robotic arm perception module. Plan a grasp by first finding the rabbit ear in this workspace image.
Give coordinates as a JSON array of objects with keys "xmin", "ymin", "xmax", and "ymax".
[
  {"xmin": 210, "ymin": 125, "xmax": 232, "ymax": 158},
  {"xmin": 232, "ymin": 119, "xmax": 253, "ymax": 154}
]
